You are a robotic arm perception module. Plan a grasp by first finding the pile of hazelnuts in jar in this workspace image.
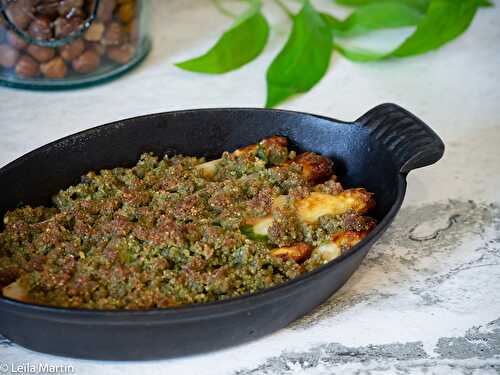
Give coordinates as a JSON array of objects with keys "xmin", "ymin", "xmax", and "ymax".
[{"xmin": 0, "ymin": 0, "xmax": 140, "ymax": 80}]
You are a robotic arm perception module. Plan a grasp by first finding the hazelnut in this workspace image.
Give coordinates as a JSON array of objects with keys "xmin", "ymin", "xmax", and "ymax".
[
  {"xmin": 103, "ymin": 22, "xmax": 123, "ymax": 46},
  {"xmin": 5, "ymin": 1, "xmax": 34, "ymax": 30},
  {"xmin": 54, "ymin": 16, "xmax": 83, "ymax": 38},
  {"xmin": 87, "ymin": 42, "xmax": 106, "ymax": 56},
  {"xmin": 59, "ymin": 38, "xmax": 85, "ymax": 60},
  {"xmin": 15, "ymin": 55, "xmax": 40, "ymax": 77},
  {"xmin": 40, "ymin": 57, "xmax": 67, "ymax": 78},
  {"xmin": 28, "ymin": 16, "xmax": 53, "ymax": 40},
  {"xmin": 0, "ymin": 44, "xmax": 19, "ymax": 68},
  {"xmin": 84, "ymin": 22, "xmax": 105, "ymax": 42},
  {"xmin": 118, "ymin": 2, "xmax": 135, "ymax": 23},
  {"xmin": 72, "ymin": 49, "xmax": 100, "ymax": 73},
  {"xmin": 58, "ymin": 0, "xmax": 84, "ymax": 16},
  {"xmin": 19, "ymin": 0, "xmax": 37, "ymax": 7},
  {"xmin": 36, "ymin": 1, "xmax": 59, "ymax": 18},
  {"xmin": 97, "ymin": 0, "xmax": 116, "ymax": 22},
  {"xmin": 27, "ymin": 44, "xmax": 56, "ymax": 62},
  {"xmin": 6, "ymin": 31, "xmax": 28, "ymax": 49},
  {"xmin": 107, "ymin": 44, "xmax": 134, "ymax": 64}
]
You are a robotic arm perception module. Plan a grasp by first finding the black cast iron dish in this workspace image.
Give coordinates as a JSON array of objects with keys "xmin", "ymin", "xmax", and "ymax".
[{"xmin": 0, "ymin": 104, "xmax": 444, "ymax": 360}]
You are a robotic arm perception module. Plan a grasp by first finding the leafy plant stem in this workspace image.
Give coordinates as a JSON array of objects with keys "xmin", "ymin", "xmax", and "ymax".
[
  {"xmin": 176, "ymin": 0, "xmax": 269, "ymax": 74},
  {"xmin": 178, "ymin": 0, "xmax": 493, "ymax": 107}
]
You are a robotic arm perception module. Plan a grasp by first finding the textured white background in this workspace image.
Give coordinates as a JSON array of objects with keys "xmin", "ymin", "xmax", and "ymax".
[{"xmin": 1, "ymin": 1, "xmax": 499, "ymax": 374}]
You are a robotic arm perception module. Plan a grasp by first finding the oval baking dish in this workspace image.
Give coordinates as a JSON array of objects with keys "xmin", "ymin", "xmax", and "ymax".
[{"xmin": 0, "ymin": 103, "xmax": 444, "ymax": 360}]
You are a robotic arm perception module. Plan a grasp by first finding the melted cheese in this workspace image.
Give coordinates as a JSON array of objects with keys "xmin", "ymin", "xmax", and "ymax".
[{"xmin": 295, "ymin": 189, "xmax": 373, "ymax": 223}]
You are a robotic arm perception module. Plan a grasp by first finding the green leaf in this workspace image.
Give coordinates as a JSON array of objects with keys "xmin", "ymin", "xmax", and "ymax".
[
  {"xmin": 334, "ymin": 43, "xmax": 388, "ymax": 61},
  {"xmin": 266, "ymin": 1, "xmax": 333, "ymax": 108},
  {"xmin": 477, "ymin": 0, "xmax": 493, "ymax": 6},
  {"xmin": 175, "ymin": 0, "xmax": 269, "ymax": 74},
  {"xmin": 330, "ymin": 2, "xmax": 423, "ymax": 37},
  {"xmin": 321, "ymin": 12, "xmax": 344, "ymax": 31},
  {"xmin": 335, "ymin": 0, "xmax": 482, "ymax": 61},
  {"xmin": 335, "ymin": 0, "xmax": 431, "ymax": 12},
  {"xmin": 392, "ymin": 0, "xmax": 480, "ymax": 57}
]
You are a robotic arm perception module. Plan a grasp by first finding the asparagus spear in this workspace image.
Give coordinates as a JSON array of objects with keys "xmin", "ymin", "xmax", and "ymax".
[
  {"xmin": 196, "ymin": 136, "xmax": 289, "ymax": 178},
  {"xmin": 271, "ymin": 225, "xmax": 374, "ymax": 264}
]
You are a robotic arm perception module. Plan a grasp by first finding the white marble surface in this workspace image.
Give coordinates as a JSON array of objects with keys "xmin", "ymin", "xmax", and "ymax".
[{"xmin": 1, "ymin": 1, "xmax": 500, "ymax": 374}]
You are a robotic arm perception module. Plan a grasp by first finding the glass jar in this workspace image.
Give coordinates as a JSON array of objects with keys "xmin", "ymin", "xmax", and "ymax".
[{"xmin": 0, "ymin": 0, "xmax": 151, "ymax": 89}]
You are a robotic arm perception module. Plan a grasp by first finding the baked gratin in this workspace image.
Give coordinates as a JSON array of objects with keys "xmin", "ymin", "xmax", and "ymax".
[{"xmin": 0, "ymin": 137, "xmax": 375, "ymax": 309}]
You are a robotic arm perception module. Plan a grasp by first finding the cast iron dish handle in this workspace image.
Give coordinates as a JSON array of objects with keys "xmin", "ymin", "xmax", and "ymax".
[{"xmin": 356, "ymin": 103, "xmax": 445, "ymax": 173}]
